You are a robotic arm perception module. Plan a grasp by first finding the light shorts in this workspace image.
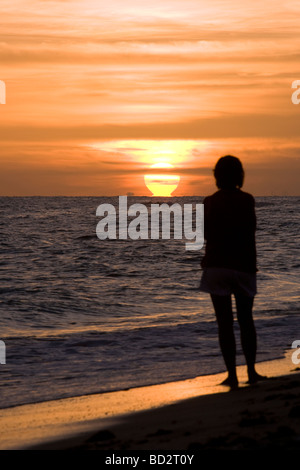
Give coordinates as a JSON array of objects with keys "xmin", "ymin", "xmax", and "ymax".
[{"xmin": 199, "ymin": 267, "xmax": 257, "ymax": 297}]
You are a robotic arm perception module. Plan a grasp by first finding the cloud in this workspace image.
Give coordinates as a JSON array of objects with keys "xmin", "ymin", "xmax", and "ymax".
[
  {"xmin": 0, "ymin": 139, "xmax": 299, "ymax": 197},
  {"xmin": 1, "ymin": 0, "xmax": 299, "ymax": 195},
  {"xmin": 1, "ymin": 112, "xmax": 300, "ymax": 141}
]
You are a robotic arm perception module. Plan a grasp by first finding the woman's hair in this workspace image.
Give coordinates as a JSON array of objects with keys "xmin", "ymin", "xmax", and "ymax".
[{"xmin": 213, "ymin": 155, "xmax": 244, "ymax": 189}]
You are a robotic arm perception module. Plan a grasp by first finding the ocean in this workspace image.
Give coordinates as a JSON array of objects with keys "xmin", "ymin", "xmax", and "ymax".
[{"xmin": 0, "ymin": 196, "xmax": 299, "ymax": 408}]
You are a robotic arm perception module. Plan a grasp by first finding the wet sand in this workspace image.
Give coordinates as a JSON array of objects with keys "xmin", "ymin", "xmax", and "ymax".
[{"xmin": 1, "ymin": 351, "xmax": 299, "ymax": 450}]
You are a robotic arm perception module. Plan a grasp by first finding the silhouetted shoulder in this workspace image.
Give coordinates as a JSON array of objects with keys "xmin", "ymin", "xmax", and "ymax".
[
  {"xmin": 203, "ymin": 190, "xmax": 254, "ymax": 211},
  {"xmin": 237, "ymin": 190, "xmax": 255, "ymax": 204}
]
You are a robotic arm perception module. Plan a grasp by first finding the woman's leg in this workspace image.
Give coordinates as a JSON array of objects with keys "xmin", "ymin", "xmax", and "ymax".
[
  {"xmin": 234, "ymin": 294, "xmax": 265, "ymax": 383},
  {"xmin": 210, "ymin": 294, "xmax": 238, "ymax": 387}
]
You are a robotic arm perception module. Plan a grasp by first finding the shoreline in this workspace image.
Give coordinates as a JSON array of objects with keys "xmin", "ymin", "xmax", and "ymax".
[
  {"xmin": 0, "ymin": 353, "xmax": 286, "ymax": 412},
  {"xmin": 0, "ymin": 350, "xmax": 298, "ymax": 450}
]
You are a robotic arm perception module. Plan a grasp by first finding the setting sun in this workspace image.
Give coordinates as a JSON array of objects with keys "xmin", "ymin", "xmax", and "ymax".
[{"xmin": 144, "ymin": 163, "xmax": 180, "ymax": 197}]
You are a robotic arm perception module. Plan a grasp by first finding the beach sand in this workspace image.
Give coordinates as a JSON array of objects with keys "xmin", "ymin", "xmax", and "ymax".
[
  {"xmin": 73, "ymin": 372, "xmax": 300, "ymax": 451},
  {"xmin": 1, "ymin": 350, "xmax": 299, "ymax": 450}
]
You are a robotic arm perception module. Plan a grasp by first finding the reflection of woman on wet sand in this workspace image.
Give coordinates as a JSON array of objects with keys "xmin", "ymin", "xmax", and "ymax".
[{"xmin": 200, "ymin": 155, "xmax": 266, "ymax": 388}]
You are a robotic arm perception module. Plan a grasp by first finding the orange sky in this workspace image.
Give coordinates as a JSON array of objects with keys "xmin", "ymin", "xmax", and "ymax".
[{"xmin": 0, "ymin": 0, "xmax": 299, "ymax": 195}]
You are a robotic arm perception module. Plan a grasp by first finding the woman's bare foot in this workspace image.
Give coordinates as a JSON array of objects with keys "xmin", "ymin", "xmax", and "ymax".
[
  {"xmin": 220, "ymin": 375, "xmax": 239, "ymax": 389},
  {"xmin": 247, "ymin": 371, "xmax": 267, "ymax": 384}
]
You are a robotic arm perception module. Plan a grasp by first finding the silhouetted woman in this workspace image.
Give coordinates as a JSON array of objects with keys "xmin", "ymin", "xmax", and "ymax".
[{"xmin": 200, "ymin": 155, "xmax": 265, "ymax": 388}]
